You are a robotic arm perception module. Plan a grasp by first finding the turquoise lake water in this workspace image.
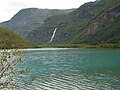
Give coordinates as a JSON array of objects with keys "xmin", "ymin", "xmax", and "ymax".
[{"xmin": 16, "ymin": 48, "xmax": 120, "ymax": 90}]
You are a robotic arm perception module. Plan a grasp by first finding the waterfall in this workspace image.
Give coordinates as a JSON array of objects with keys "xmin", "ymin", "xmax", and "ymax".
[{"xmin": 49, "ymin": 28, "xmax": 57, "ymax": 43}]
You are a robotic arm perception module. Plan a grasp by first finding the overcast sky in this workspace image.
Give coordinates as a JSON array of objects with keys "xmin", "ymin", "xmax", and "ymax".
[{"xmin": 0, "ymin": 0, "xmax": 96, "ymax": 23}]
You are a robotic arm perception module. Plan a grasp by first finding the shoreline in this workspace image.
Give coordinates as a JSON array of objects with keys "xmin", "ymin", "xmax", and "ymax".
[
  {"xmin": 37, "ymin": 44, "xmax": 120, "ymax": 49},
  {"xmin": 0, "ymin": 44, "xmax": 120, "ymax": 49}
]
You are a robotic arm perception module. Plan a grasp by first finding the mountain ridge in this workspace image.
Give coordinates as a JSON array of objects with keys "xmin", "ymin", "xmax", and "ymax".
[
  {"xmin": 0, "ymin": 8, "xmax": 74, "ymax": 37},
  {"xmin": 73, "ymin": 1, "xmax": 120, "ymax": 45},
  {"xmin": 27, "ymin": 0, "xmax": 108, "ymax": 44}
]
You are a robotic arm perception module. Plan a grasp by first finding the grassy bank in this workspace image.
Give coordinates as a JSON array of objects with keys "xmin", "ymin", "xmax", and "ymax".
[
  {"xmin": 37, "ymin": 43, "xmax": 120, "ymax": 49},
  {"xmin": 0, "ymin": 27, "xmax": 37, "ymax": 49}
]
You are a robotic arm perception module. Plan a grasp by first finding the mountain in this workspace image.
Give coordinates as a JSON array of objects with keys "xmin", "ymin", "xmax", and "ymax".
[
  {"xmin": 0, "ymin": 8, "xmax": 74, "ymax": 37},
  {"xmin": 27, "ymin": 0, "xmax": 108, "ymax": 44},
  {"xmin": 27, "ymin": 0, "xmax": 120, "ymax": 47},
  {"xmin": 0, "ymin": 27, "xmax": 34, "ymax": 48},
  {"xmin": 73, "ymin": 0, "xmax": 120, "ymax": 45},
  {"xmin": 1, "ymin": 0, "xmax": 119, "ymax": 47},
  {"xmin": 27, "ymin": 14, "xmax": 68, "ymax": 44}
]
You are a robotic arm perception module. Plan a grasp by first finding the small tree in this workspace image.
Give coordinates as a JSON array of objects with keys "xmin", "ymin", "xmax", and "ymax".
[
  {"xmin": 0, "ymin": 49, "xmax": 37, "ymax": 89},
  {"xmin": 0, "ymin": 49, "xmax": 22, "ymax": 89}
]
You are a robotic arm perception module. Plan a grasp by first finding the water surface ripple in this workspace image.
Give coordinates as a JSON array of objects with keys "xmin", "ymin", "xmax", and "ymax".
[{"xmin": 16, "ymin": 48, "xmax": 120, "ymax": 90}]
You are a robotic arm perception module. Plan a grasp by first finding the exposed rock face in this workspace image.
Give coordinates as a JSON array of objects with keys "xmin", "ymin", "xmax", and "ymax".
[
  {"xmin": 27, "ymin": 14, "xmax": 67, "ymax": 44},
  {"xmin": 28, "ymin": 27, "xmax": 55, "ymax": 44},
  {"xmin": 51, "ymin": 1, "xmax": 107, "ymax": 44},
  {"xmin": 27, "ymin": 0, "xmax": 108, "ymax": 45},
  {"xmin": 73, "ymin": 4, "xmax": 120, "ymax": 44},
  {"xmin": 84, "ymin": 4, "xmax": 120, "ymax": 35},
  {"xmin": 69, "ymin": 1, "xmax": 105, "ymax": 22}
]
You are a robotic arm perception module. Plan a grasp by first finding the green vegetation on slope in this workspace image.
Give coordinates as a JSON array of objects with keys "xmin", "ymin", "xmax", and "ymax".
[
  {"xmin": 28, "ymin": 0, "xmax": 107, "ymax": 45},
  {"xmin": 51, "ymin": 0, "xmax": 108, "ymax": 44},
  {"xmin": 73, "ymin": 2, "xmax": 120, "ymax": 46},
  {"xmin": 23, "ymin": 0, "xmax": 120, "ymax": 48},
  {"xmin": 0, "ymin": 8, "xmax": 74, "ymax": 37},
  {"xmin": 37, "ymin": 43, "xmax": 120, "ymax": 49},
  {"xmin": 0, "ymin": 27, "xmax": 35, "ymax": 48},
  {"xmin": 75, "ymin": 22, "xmax": 120, "ymax": 45},
  {"xmin": 27, "ymin": 14, "xmax": 68, "ymax": 44}
]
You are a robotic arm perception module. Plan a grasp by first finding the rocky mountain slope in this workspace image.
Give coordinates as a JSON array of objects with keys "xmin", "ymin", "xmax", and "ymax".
[
  {"xmin": 27, "ymin": 0, "xmax": 120, "ymax": 46},
  {"xmin": 1, "ymin": 0, "xmax": 119, "ymax": 47},
  {"xmin": 73, "ymin": 0, "xmax": 120, "ymax": 45},
  {"xmin": 0, "ymin": 8, "xmax": 74, "ymax": 37},
  {"xmin": 27, "ymin": 0, "xmax": 108, "ymax": 44},
  {"xmin": 27, "ymin": 14, "xmax": 68, "ymax": 44}
]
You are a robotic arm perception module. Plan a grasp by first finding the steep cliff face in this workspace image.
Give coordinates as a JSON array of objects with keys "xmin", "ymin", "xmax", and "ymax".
[
  {"xmin": 88, "ymin": 5, "xmax": 120, "ymax": 35},
  {"xmin": 0, "ymin": 8, "xmax": 74, "ymax": 37},
  {"xmin": 27, "ymin": 14, "xmax": 67, "ymax": 44},
  {"xmin": 73, "ymin": 3, "xmax": 120, "ymax": 44},
  {"xmin": 51, "ymin": 0, "xmax": 108, "ymax": 44}
]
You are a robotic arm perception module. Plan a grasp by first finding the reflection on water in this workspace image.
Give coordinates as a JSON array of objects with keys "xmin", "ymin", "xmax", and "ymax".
[{"xmin": 16, "ymin": 48, "xmax": 120, "ymax": 90}]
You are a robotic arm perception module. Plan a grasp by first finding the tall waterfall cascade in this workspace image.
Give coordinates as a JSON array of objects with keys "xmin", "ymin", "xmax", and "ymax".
[{"xmin": 49, "ymin": 28, "xmax": 57, "ymax": 43}]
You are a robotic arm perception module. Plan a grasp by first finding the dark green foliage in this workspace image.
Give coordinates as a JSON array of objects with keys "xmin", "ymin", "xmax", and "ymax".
[{"xmin": 43, "ymin": 14, "xmax": 68, "ymax": 27}]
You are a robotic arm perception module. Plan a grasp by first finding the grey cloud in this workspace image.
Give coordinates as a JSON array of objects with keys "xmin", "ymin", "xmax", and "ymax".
[
  {"xmin": 8, "ymin": 1, "xmax": 28, "ymax": 8},
  {"xmin": 4, "ymin": 9, "xmax": 10, "ymax": 12}
]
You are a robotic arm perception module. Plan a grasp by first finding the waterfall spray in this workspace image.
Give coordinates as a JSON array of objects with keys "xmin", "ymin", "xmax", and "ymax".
[{"xmin": 49, "ymin": 28, "xmax": 57, "ymax": 43}]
